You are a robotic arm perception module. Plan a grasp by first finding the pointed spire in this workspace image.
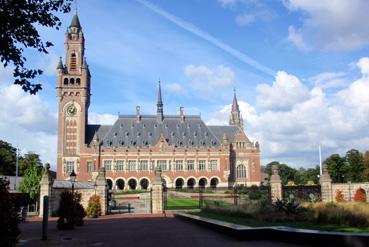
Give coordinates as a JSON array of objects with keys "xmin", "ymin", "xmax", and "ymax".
[
  {"xmin": 232, "ymin": 88, "xmax": 240, "ymax": 112},
  {"xmin": 82, "ymin": 57, "xmax": 88, "ymax": 69},
  {"xmin": 69, "ymin": 10, "xmax": 81, "ymax": 29},
  {"xmin": 156, "ymin": 80, "xmax": 164, "ymax": 122},
  {"xmin": 57, "ymin": 57, "xmax": 63, "ymax": 70}
]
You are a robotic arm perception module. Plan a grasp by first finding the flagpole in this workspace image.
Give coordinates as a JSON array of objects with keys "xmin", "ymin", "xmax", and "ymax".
[{"xmin": 319, "ymin": 144, "xmax": 322, "ymax": 175}]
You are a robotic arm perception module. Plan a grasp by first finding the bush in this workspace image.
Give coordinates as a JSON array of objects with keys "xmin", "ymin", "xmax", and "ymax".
[
  {"xmin": 354, "ymin": 188, "xmax": 367, "ymax": 203},
  {"xmin": 248, "ymin": 185, "xmax": 261, "ymax": 200},
  {"xmin": 87, "ymin": 195, "xmax": 101, "ymax": 217},
  {"xmin": 335, "ymin": 190, "xmax": 346, "ymax": 202},
  {"xmin": 313, "ymin": 202, "xmax": 369, "ymax": 227},
  {"xmin": 57, "ymin": 190, "xmax": 74, "ymax": 230},
  {"xmin": 73, "ymin": 193, "xmax": 86, "ymax": 226},
  {"xmin": 0, "ymin": 178, "xmax": 20, "ymax": 246}
]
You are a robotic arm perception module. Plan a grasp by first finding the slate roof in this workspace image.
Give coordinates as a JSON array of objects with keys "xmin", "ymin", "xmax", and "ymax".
[
  {"xmin": 70, "ymin": 12, "xmax": 81, "ymax": 28},
  {"xmin": 53, "ymin": 180, "xmax": 95, "ymax": 189},
  {"xmin": 86, "ymin": 115, "xmax": 242, "ymax": 148}
]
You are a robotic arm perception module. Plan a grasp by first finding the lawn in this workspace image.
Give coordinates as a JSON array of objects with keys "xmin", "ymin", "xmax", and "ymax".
[
  {"xmin": 192, "ymin": 211, "xmax": 369, "ymax": 233},
  {"xmin": 166, "ymin": 198, "xmax": 200, "ymax": 208}
]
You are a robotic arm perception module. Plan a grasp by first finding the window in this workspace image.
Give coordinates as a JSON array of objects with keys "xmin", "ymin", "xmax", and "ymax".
[
  {"xmin": 187, "ymin": 160, "xmax": 195, "ymax": 171},
  {"xmin": 127, "ymin": 160, "xmax": 136, "ymax": 171},
  {"xmin": 236, "ymin": 164, "xmax": 246, "ymax": 178},
  {"xmin": 86, "ymin": 161, "xmax": 94, "ymax": 173},
  {"xmin": 139, "ymin": 160, "xmax": 148, "ymax": 171},
  {"xmin": 65, "ymin": 161, "xmax": 74, "ymax": 173},
  {"xmin": 198, "ymin": 160, "xmax": 206, "ymax": 171},
  {"xmin": 175, "ymin": 160, "xmax": 183, "ymax": 171},
  {"xmin": 70, "ymin": 53, "xmax": 77, "ymax": 70},
  {"xmin": 116, "ymin": 160, "xmax": 124, "ymax": 171},
  {"xmin": 104, "ymin": 160, "xmax": 112, "ymax": 171},
  {"xmin": 157, "ymin": 160, "xmax": 167, "ymax": 171},
  {"xmin": 210, "ymin": 160, "xmax": 218, "ymax": 171}
]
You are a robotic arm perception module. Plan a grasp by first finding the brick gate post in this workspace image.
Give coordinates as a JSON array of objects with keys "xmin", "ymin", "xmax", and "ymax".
[
  {"xmin": 319, "ymin": 163, "xmax": 333, "ymax": 202},
  {"xmin": 270, "ymin": 165, "xmax": 282, "ymax": 203},
  {"xmin": 152, "ymin": 167, "xmax": 164, "ymax": 214},
  {"xmin": 39, "ymin": 164, "xmax": 53, "ymax": 217},
  {"xmin": 95, "ymin": 167, "xmax": 108, "ymax": 215}
]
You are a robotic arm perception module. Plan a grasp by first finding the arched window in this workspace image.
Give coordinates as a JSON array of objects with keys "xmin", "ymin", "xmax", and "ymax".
[
  {"xmin": 63, "ymin": 78, "xmax": 68, "ymax": 85},
  {"xmin": 210, "ymin": 178, "xmax": 219, "ymax": 189},
  {"xmin": 175, "ymin": 178, "xmax": 184, "ymax": 189},
  {"xmin": 128, "ymin": 179, "xmax": 137, "ymax": 190},
  {"xmin": 70, "ymin": 78, "xmax": 75, "ymax": 85},
  {"xmin": 199, "ymin": 178, "xmax": 207, "ymax": 189},
  {"xmin": 140, "ymin": 179, "xmax": 149, "ymax": 190},
  {"xmin": 187, "ymin": 178, "xmax": 195, "ymax": 189},
  {"xmin": 236, "ymin": 164, "xmax": 246, "ymax": 179},
  {"xmin": 106, "ymin": 179, "xmax": 113, "ymax": 190},
  {"xmin": 70, "ymin": 53, "xmax": 77, "ymax": 70},
  {"xmin": 116, "ymin": 179, "xmax": 124, "ymax": 190},
  {"xmin": 76, "ymin": 78, "xmax": 81, "ymax": 85}
]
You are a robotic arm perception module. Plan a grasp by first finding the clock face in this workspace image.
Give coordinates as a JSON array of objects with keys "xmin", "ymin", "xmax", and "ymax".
[{"xmin": 66, "ymin": 104, "xmax": 77, "ymax": 116}]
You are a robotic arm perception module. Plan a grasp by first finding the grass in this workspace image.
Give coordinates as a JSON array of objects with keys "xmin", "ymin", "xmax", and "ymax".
[
  {"xmin": 113, "ymin": 190, "xmax": 149, "ymax": 195},
  {"xmin": 192, "ymin": 211, "xmax": 369, "ymax": 233},
  {"xmin": 167, "ymin": 199, "xmax": 200, "ymax": 207}
]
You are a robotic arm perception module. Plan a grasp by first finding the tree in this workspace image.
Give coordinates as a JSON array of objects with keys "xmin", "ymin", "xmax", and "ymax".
[
  {"xmin": 18, "ymin": 163, "xmax": 43, "ymax": 201},
  {"xmin": 18, "ymin": 152, "xmax": 42, "ymax": 176},
  {"xmin": 265, "ymin": 161, "xmax": 297, "ymax": 185},
  {"xmin": 0, "ymin": 178, "xmax": 20, "ymax": 246},
  {"xmin": 0, "ymin": 140, "xmax": 17, "ymax": 175},
  {"xmin": 345, "ymin": 149, "xmax": 364, "ymax": 182},
  {"xmin": 363, "ymin": 151, "xmax": 369, "ymax": 181},
  {"xmin": 325, "ymin": 154, "xmax": 348, "ymax": 183},
  {"xmin": 0, "ymin": 0, "xmax": 72, "ymax": 94}
]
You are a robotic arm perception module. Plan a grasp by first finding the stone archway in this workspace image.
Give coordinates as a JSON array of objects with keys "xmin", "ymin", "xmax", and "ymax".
[
  {"xmin": 106, "ymin": 178, "xmax": 113, "ymax": 190},
  {"xmin": 199, "ymin": 178, "xmax": 207, "ymax": 189},
  {"xmin": 140, "ymin": 178, "xmax": 149, "ymax": 190},
  {"xmin": 116, "ymin": 179, "xmax": 125, "ymax": 190},
  {"xmin": 187, "ymin": 178, "xmax": 196, "ymax": 189},
  {"xmin": 128, "ymin": 179, "xmax": 137, "ymax": 190},
  {"xmin": 210, "ymin": 178, "xmax": 219, "ymax": 189},
  {"xmin": 175, "ymin": 178, "xmax": 184, "ymax": 189}
]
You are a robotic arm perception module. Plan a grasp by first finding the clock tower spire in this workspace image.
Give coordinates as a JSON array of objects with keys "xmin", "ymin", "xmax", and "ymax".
[{"xmin": 56, "ymin": 12, "xmax": 91, "ymax": 178}]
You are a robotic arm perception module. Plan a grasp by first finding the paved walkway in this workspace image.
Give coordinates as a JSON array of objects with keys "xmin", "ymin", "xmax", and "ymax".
[{"xmin": 19, "ymin": 214, "xmax": 302, "ymax": 246}]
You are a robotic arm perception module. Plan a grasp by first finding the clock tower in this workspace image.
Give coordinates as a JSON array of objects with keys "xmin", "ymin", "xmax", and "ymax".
[{"xmin": 56, "ymin": 12, "xmax": 91, "ymax": 178}]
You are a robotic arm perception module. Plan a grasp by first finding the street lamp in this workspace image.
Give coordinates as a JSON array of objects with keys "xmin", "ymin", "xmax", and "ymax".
[{"xmin": 69, "ymin": 170, "xmax": 76, "ymax": 225}]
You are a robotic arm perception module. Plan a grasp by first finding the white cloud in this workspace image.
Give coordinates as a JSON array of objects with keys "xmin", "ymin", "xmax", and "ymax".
[
  {"xmin": 236, "ymin": 13, "xmax": 256, "ymax": 26},
  {"xmin": 38, "ymin": 51, "xmax": 59, "ymax": 76},
  {"xmin": 256, "ymin": 70, "xmax": 309, "ymax": 110},
  {"xmin": 284, "ymin": 0, "xmax": 369, "ymax": 51},
  {"xmin": 206, "ymin": 57, "xmax": 369, "ymax": 167},
  {"xmin": 164, "ymin": 83, "xmax": 186, "ymax": 95},
  {"xmin": 185, "ymin": 64, "xmax": 236, "ymax": 96},
  {"xmin": 88, "ymin": 112, "xmax": 117, "ymax": 125},
  {"xmin": 309, "ymin": 72, "xmax": 347, "ymax": 89}
]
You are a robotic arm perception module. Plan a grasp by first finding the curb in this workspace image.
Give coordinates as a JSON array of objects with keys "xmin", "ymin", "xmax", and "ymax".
[{"xmin": 175, "ymin": 212, "xmax": 369, "ymax": 247}]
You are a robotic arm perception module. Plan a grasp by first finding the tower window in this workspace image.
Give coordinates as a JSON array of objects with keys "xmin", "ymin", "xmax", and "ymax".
[
  {"xmin": 70, "ymin": 78, "xmax": 75, "ymax": 85},
  {"xmin": 76, "ymin": 78, "xmax": 81, "ymax": 85},
  {"xmin": 70, "ymin": 53, "xmax": 77, "ymax": 70},
  {"xmin": 64, "ymin": 78, "xmax": 68, "ymax": 85}
]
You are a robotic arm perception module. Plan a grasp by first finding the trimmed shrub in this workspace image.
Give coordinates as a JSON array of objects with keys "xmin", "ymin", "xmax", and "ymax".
[
  {"xmin": 335, "ymin": 190, "xmax": 346, "ymax": 203},
  {"xmin": 87, "ymin": 195, "xmax": 102, "ymax": 217},
  {"xmin": 354, "ymin": 188, "xmax": 367, "ymax": 203},
  {"xmin": 57, "ymin": 190, "xmax": 75, "ymax": 230}
]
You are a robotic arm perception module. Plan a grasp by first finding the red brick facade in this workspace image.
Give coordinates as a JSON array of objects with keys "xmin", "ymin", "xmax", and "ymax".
[{"xmin": 56, "ymin": 13, "xmax": 261, "ymax": 190}]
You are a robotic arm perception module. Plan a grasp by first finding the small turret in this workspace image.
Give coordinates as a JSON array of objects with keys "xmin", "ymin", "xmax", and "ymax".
[{"xmin": 156, "ymin": 81, "xmax": 164, "ymax": 122}]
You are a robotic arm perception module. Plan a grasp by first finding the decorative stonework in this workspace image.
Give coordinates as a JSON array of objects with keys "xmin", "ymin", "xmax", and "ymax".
[{"xmin": 151, "ymin": 167, "xmax": 164, "ymax": 214}]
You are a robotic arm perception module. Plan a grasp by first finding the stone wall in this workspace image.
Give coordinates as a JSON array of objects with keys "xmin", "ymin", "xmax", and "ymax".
[
  {"xmin": 39, "ymin": 167, "xmax": 108, "ymax": 217},
  {"xmin": 331, "ymin": 182, "xmax": 369, "ymax": 202}
]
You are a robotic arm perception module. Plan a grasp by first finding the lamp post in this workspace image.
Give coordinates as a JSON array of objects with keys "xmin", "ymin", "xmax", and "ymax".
[{"xmin": 70, "ymin": 170, "xmax": 76, "ymax": 225}]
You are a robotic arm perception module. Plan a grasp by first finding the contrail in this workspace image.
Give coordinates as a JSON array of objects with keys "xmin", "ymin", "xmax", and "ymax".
[{"xmin": 136, "ymin": 0, "xmax": 275, "ymax": 76}]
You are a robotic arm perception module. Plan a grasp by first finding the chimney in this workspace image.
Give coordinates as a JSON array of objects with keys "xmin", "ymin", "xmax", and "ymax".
[
  {"xmin": 180, "ymin": 106, "xmax": 185, "ymax": 122},
  {"xmin": 136, "ymin": 105, "xmax": 141, "ymax": 122}
]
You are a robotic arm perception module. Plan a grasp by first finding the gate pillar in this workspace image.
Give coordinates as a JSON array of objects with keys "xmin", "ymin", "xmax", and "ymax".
[
  {"xmin": 270, "ymin": 165, "xmax": 282, "ymax": 202},
  {"xmin": 152, "ymin": 167, "xmax": 164, "ymax": 214}
]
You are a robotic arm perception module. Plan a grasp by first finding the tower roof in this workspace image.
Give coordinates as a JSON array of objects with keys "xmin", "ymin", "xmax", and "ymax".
[
  {"xmin": 69, "ymin": 12, "xmax": 81, "ymax": 28},
  {"xmin": 232, "ymin": 88, "xmax": 240, "ymax": 112},
  {"xmin": 156, "ymin": 81, "xmax": 164, "ymax": 121},
  {"xmin": 57, "ymin": 57, "xmax": 63, "ymax": 69}
]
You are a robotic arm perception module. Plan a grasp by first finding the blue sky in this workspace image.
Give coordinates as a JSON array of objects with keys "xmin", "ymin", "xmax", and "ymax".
[{"xmin": 1, "ymin": 0, "xmax": 369, "ymax": 169}]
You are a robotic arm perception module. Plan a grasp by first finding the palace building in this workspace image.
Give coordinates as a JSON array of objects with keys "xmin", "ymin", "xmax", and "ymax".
[{"xmin": 56, "ymin": 13, "xmax": 261, "ymax": 190}]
